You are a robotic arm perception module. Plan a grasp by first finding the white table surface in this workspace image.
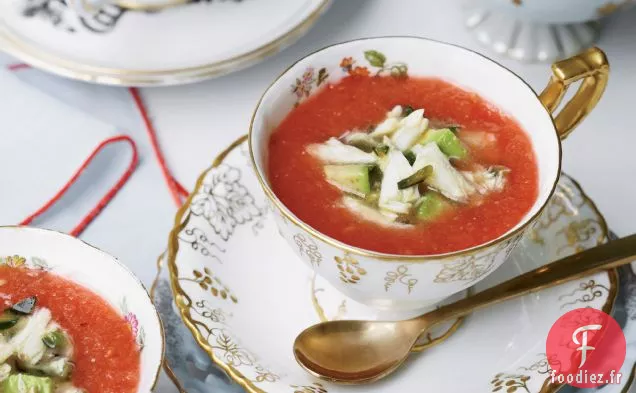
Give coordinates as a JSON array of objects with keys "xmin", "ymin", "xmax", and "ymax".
[{"xmin": 1, "ymin": 1, "xmax": 636, "ymax": 392}]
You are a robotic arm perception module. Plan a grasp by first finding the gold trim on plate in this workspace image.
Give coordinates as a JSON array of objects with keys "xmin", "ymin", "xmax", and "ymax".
[
  {"xmin": 69, "ymin": 0, "xmax": 190, "ymax": 14},
  {"xmin": 166, "ymin": 135, "xmax": 619, "ymax": 393},
  {"xmin": 0, "ymin": 1, "xmax": 331, "ymax": 86}
]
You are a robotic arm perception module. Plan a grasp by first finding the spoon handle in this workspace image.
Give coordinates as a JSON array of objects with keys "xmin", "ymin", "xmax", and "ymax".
[{"xmin": 425, "ymin": 233, "xmax": 636, "ymax": 324}]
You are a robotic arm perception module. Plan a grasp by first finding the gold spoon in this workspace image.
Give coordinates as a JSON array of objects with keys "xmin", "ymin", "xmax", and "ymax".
[{"xmin": 294, "ymin": 233, "xmax": 636, "ymax": 384}]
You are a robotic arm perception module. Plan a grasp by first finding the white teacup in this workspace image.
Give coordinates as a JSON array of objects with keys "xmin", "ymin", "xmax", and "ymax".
[
  {"xmin": 249, "ymin": 37, "xmax": 609, "ymax": 312},
  {"xmin": 68, "ymin": 0, "xmax": 187, "ymax": 15}
]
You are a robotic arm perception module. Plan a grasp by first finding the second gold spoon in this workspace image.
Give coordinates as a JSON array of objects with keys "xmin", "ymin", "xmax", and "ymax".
[{"xmin": 293, "ymin": 233, "xmax": 636, "ymax": 384}]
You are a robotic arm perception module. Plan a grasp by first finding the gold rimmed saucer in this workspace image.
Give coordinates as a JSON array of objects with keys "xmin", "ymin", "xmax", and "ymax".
[{"xmin": 159, "ymin": 136, "xmax": 628, "ymax": 393}]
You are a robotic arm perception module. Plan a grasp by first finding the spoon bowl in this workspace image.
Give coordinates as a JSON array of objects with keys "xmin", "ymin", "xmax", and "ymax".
[{"xmin": 294, "ymin": 320, "xmax": 423, "ymax": 383}]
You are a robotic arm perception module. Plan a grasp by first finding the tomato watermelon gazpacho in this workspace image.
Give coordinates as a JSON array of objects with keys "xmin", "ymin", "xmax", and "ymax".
[
  {"xmin": 0, "ymin": 265, "xmax": 140, "ymax": 393},
  {"xmin": 268, "ymin": 75, "xmax": 539, "ymax": 255}
]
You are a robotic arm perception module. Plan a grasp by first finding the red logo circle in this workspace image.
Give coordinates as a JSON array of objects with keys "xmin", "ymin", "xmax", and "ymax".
[{"xmin": 546, "ymin": 308, "xmax": 626, "ymax": 388}]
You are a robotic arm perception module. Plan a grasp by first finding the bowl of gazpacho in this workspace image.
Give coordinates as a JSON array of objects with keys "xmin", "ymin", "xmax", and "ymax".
[
  {"xmin": 249, "ymin": 37, "xmax": 609, "ymax": 311},
  {"xmin": 0, "ymin": 226, "xmax": 163, "ymax": 393}
]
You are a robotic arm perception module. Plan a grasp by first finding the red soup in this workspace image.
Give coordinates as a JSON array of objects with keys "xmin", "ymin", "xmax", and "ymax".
[
  {"xmin": 0, "ymin": 265, "xmax": 140, "ymax": 393},
  {"xmin": 268, "ymin": 75, "xmax": 538, "ymax": 255}
]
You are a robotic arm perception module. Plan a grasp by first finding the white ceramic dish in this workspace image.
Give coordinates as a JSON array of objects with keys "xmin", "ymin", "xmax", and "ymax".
[
  {"xmin": 0, "ymin": 226, "xmax": 164, "ymax": 393},
  {"xmin": 249, "ymin": 36, "xmax": 608, "ymax": 311},
  {"xmin": 167, "ymin": 136, "xmax": 619, "ymax": 393},
  {"xmin": 461, "ymin": 0, "xmax": 634, "ymax": 62},
  {"xmin": 0, "ymin": 0, "xmax": 331, "ymax": 86}
]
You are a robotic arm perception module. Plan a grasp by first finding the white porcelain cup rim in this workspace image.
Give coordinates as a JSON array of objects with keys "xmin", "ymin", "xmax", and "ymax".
[{"xmin": 249, "ymin": 35, "xmax": 566, "ymax": 261}]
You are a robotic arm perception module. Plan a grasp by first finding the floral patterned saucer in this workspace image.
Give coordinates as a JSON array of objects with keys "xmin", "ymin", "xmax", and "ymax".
[{"xmin": 161, "ymin": 136, "xmax": 631, "ymax": 393}]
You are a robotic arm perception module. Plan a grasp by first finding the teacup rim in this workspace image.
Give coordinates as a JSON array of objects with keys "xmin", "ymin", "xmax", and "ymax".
[
  {"xmin": 0, "ymin": 225, "xmax": 165, "ymax": 392},
  {"xmin": 249, "ymin": 35, "xmax": 563, "ymax": 261}
]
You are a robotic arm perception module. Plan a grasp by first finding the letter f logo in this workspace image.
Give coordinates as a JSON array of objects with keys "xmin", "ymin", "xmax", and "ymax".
[{"xmin": 572, "ymin": 324, "xmax": 602, "ymax": 368}]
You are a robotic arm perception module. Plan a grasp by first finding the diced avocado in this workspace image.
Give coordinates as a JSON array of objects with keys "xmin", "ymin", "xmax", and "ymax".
[
  {"xmin": 416, "ymin": 192, "xmax": 451, "ymax": 221},
  {"xmin": 0, "ymin": 363, "xmax": 12, "ymax": 383},
  {"xmin": 324, "ymin": 165, "xmax": 370, "ymax": 197},
  {"xmin": 0, "ymin": 312, "xmax": 19, "ymax": 330},
  {"xmin": 2, "ymin": 374, "xmax": 54, "ymax": 393},
  {"xmin": 418, "ymin": 128, "xmax": 468, "ymax": 159}
]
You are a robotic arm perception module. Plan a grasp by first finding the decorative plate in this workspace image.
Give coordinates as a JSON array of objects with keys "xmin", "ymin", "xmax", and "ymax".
[
  {"xmin": 0, "ymin": 0, "xmax": 330, "ymax": 86},
  {"xmin": 152, "ymin": 259, "xmax": 636, "ymax": 393},
  {"xmin": 166, "ymin": 136, "xmax": 622, "ymax": 393}
]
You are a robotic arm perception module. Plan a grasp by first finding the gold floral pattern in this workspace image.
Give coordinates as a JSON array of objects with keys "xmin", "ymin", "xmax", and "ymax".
[
  {"xmin": 491, "ymin": 373, "xmax": 531, "ymax": 392},
  {"xmin": 206, "ymin": 327, "xmax": 279, "ymax": 382},
  {"xmin": 254, "ymin": 366, "xmax": 279, "ymax": 383},
  {"xmin": 293, "ymin": 233, "xmax": 323, "ymax": 266},
  {"xmin": 434, "ymin": 235, "xmax": 522, "ymax": 283},
  {"xmin": 335, "ymin": 254, "xmax": 367, "ymax": 284},
  {"xmin": 530, "ymin": 180, "xmax": 587, "ymax": 245},
  {"xmin": 311, "ymin": 276, "xmax": 348, "ymax": 322},
  {"xmin": 558, "ymin": 279, "xmax": 609, "ymax": 309},
  {"xmin": 555, "ymin": 219, "xmax": 603, "ymax": 255},
  {"xmin": 193, "ymin": 300, "xmax": 229, "ymax": 323},
  {"xmin": 517, "ymin": 353, "xmax": 552, "ymax": 375},
  {"xmin": 291, "ymin": 382, "xmax": 328, "ymax": 393},
  {"xmin": 384, "ymin": 265, "xmax": 417, "ymax": 294},
  {"xmin": 182, "ymin": 267, "xmax": 238, "ymax": 303}
]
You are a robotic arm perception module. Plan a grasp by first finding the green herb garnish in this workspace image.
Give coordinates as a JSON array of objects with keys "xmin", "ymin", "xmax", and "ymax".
[
  {"xmin": 397, "ymin": 165, "xmax": 433, "ymax": 190},
  {"xmin": 369, "ymin": 165, "xmax": 383, "ymax": 191},
  {"xmin": 0, "ymin": 312, "xmax": 19, "ymax": 330},
  {"xmin": 402, "ymin": 105, "xmax": 415, "ymax": 116},
  {"xmin": 403, "ymin": 151, "xmax": 416, "ymax": 165},
  {"xmin": 373, "ymin": 144, "xmax": 390, "ymax": 157},
  {"xmin": 42, "ymin": 330, "xmax": 67, "ymax": 349}
]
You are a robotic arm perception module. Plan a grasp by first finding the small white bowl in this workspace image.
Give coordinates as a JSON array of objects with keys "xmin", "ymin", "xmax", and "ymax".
[{"xmin": 0, "ymin": 226, "xmax": 164, "ymax": 393}]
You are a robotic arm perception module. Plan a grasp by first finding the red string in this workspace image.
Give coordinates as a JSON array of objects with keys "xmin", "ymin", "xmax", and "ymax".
[
  {"xmin": 8, "ymin": 63, "xmax": 187, "ymax": 235},
  {"xmin": 19, "ymin": 136, "xmax": 139, "ymax": 237},
  {"xmin": 129, "ymin": 87, "xmax": 189, "ymax": 207},
  {"xmin": 7, "ymin": 63, "xmax": 31, "ymax": 71}
]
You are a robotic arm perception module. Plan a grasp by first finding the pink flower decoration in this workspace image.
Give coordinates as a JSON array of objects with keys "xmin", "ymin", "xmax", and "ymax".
[
  {"xmin": 125, "ymin": 312, "xmax": 139, "ymax": 338},
  {"xmin": 302, "ymin": 68, "xmax": 315, "ymax": 82}
]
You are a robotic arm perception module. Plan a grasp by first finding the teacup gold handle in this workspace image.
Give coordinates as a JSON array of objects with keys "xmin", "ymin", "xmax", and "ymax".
[{"xmin": 539, "ymin": 47, "xmax": 609, "ymax": 140}]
